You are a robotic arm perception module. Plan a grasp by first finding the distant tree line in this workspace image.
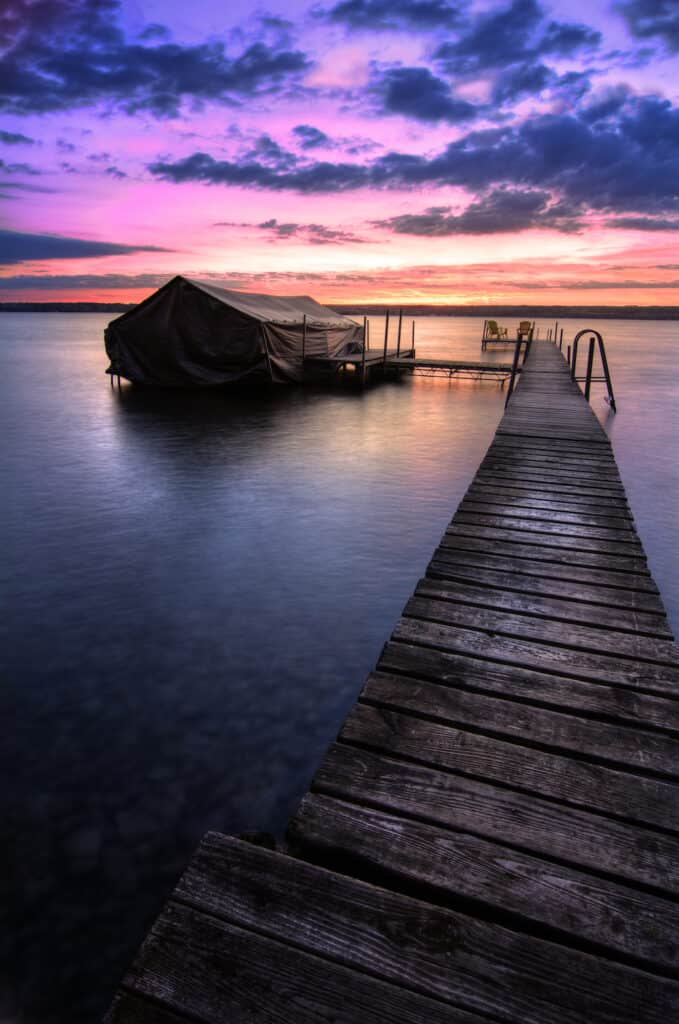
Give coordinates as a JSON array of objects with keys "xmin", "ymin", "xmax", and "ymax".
[{"xmin": 0, "ymin": 301, "xmax": 677, "ymax": 320}]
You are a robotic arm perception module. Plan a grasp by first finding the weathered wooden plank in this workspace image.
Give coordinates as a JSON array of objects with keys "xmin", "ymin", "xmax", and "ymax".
[
  {"xmin": 467, "ymin": 483, "xmax": 630, "ymax": 512},
  {"xmin": 404, "ymin": 596, "xmax": 679, "ymax": 665},
  {"xmin": 313, "ymin": 744, "xmax": 679, "ymax": 894},
  {"xmin": 440, "ymin": 532, "xmax": 650, "ymax": 573},
  {"xmin": 480, "ymin": 458, "xmax": 623, "ymax": 482},
  {"xmin": 416, "ymin": 577, "xmax": 672, "ymax": 638},
  {"xmin": 340, "ymin": 702, "xmax": 679, "ymax": 827},
  {"xmin": 490, "ymin": 435, "xmax": 613, "ymax": 456},
  {"xmin": 431, "ymin": 544, "xmax": 658, "ymax": 591},
  {"xmin": 361, "ymin": 671, "xmax": 679, "ymax": 778},
  {"xmin": 485, "ymin": 445, "xmax": 616, "ymax": 465},
  {"xmin": 459, "ymin": 499, "xmax": 635, "ymax": 531},
  {"xmin": 452, "ymin": 511, "xmax": 639, "ymax": 544},
  {"xmin": 426, "ymin": 558, "xmax": 666, "ymax": 613},
  {"xmin": 292, "ymin": 794, "xmax": 679, "ymax": 977},
  {"xmin": 378, "ymin": 641, "xmax": 679, "ymax": 734},
  {"xmin": 472, "ymin": 476, "xmax": 633, "ymax": 505},
  {"xmin": 178, "ymin": 833, "xmax": 679, "ymax": 1024},
  {"xmin": 445, "ymin": 523, "xmax": 642, "ymax": 557},
  {"xmin": 393, "ymin": 617, "xmax": 679, "ymax": 695},
  {"xmin": 123, "ymin": 901, "xmax": 477, "ymax": 1024}
]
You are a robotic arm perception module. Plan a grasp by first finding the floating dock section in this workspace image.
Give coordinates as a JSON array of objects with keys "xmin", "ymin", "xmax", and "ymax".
[{"xmin": 107, "ymin": 341, "xmax": 679, "ymax": 1024}]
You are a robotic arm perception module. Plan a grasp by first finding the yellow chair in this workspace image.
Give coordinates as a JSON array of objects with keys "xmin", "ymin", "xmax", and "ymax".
[
  {"xmin": 486, "ymin": 319, "xmax": 508, "ymax": 339},
  {"xmin": 517, "ymin": 320, "xmax": 533, "ymax": 340}
]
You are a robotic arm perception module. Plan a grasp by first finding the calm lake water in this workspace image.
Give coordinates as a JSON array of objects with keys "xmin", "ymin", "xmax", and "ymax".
[{"xmin": 1, "ymin": 312, "xmax": 677, "ymax": 1022}]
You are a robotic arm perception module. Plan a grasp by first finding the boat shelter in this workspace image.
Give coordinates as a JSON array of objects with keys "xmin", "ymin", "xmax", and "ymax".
[{"xmin": 104, "ymin": 275, "xmax": 363, "ymax": 386}]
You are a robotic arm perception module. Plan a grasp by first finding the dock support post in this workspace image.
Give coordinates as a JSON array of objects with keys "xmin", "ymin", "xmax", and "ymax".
[
  {"xmin": 411, "ymin": 320, "xmax": 415, "ymax": 358},
  {"xmin": 567, "ymin": 343, "xmax": 571, "ymax": 365},
  {"xmin": 559, "ymin": 328, "xmax": 563, "ymax": 350},
  {"xmin": 361, "ymin": 316, "xmax": 368, "ymax": 386},
  {"xmin": 396, "ymin": 308, "xmax": 403, "ymax": 356},
  {"xmin": 505, "ymin": 337, "xmax": 524, "ymax": 408},
  {"xmin": 554, "ymin": 320, "xmax": 559, "ymax": 345},
  {"xmin": 482, "ymin": 319, "xmax": 487, "ymax": 349},
  {"xmin": 302, "ymin": 314, "xmax": 307, "ymax": 372},
  {"xmin": 383, "ymin": 309, "xmax": 390, "ymax": 365}
]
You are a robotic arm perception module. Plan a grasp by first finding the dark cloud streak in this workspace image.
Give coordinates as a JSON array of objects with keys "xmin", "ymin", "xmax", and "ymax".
[{"xmin": 0, "ymin": 229, "xmax": 170, "ymax": 265}]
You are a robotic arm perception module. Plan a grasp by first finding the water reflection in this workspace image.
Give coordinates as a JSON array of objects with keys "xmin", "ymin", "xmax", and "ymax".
[{"xmin": 1, "ymin": 312, "xmax": 677, "ymax": 1023}]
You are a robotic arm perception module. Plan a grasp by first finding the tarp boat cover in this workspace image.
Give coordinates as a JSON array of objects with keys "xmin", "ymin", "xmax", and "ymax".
[{"xmin": 104, "ymin": 275, "xmax": 364, "ymax": 386}]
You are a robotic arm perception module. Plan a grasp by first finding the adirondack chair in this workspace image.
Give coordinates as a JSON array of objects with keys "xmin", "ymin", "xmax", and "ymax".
[
  {"xmin": 517, "ymin": 320, "xmax": 533, "ymax": 340},
  {"xmin": 486, "ymin": 319, "xmax": 508, "ymax": 339}
]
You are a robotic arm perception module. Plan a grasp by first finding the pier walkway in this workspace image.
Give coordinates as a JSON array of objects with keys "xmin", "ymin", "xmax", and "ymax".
[{"xmin": 107, "ymin": 341, "xmax": 679, "ymax": 1024}]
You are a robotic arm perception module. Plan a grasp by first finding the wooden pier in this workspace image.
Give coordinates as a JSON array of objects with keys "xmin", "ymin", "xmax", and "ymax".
[
  {"xmin": 305, "ymin": 348, "xmax": 515, "ymax": 384},
  {"xmin": 106, "ymin": 341, "xmax": 679, "ymax": 1024}
]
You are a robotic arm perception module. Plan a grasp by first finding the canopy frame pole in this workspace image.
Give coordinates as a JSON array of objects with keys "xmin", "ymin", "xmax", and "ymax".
[{"xmin": 261, "ymin": 330, "xmax": 275, "ymax": 382}]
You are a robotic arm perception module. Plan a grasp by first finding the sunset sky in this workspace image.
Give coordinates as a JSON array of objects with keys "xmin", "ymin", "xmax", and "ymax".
[{"xmin": 1, "ymin": 0, "xmax": 678, "ymax": 304}]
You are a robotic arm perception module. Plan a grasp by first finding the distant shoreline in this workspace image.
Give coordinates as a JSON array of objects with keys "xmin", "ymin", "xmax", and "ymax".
[{"xmin": 0, "ymin": 301, "xmax": 678, "ymax": 321}]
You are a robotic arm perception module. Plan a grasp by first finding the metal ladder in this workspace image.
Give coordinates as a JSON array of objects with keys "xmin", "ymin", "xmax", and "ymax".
[{"xmin": 568, "ymin": 329, "xmax": 617, "ymax": 412}]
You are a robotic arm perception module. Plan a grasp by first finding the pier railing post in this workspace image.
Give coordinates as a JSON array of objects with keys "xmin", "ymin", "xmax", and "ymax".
[
  {"xmin": 597, "ymin": 334, "xmax": 617, "ymax": 412},
  {"xmin": 302, "ymin": 314, "xmax": 307, "ymax": 365},
  {"xmin": 584, "ymin": 336, "xmax": 596, "ymax": 400},
  {"xmin": 383, "ymin": 309, "xmax": 390, "ymax": 365},
  {"xmin": 396, "ymin": 308, "xmax": 403, "ymax": 356}
]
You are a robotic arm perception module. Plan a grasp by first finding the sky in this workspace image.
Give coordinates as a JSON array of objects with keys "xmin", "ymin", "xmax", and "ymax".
[{"xmin": 0, "ymin": 0, "xmax": 678, "ymax": 304}]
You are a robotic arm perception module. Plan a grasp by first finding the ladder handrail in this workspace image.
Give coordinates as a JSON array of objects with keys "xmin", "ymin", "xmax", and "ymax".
[{"xmin": 570, "ymin": 329, "xmax": 617, "ymax": 412}]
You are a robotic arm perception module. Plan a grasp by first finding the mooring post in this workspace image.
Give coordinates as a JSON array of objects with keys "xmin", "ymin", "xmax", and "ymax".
[
  {"xmin": 411, "ymin": 320, "xmax": 416, "ymax": 357},
  {"xmin": 302, "ymin": 314, "xmax": 307, "ymax": 365},
  {"xmin": 554, "ymin": 320, "xmax": 559, "ymax": 345},
  {"xmin": 559, "ymin": 328, "xmax": 564, "ymax": 349},
  {"xmin": 567, "ymin": 343, "xmax": 571, "ymax": 365},
  {"xmin": 383, "ymin": 309, "xmax": 390, "ymax": 365},
  {"xmin": 396, "ymin": 308, "xmax": 403, "ymax": 356}
]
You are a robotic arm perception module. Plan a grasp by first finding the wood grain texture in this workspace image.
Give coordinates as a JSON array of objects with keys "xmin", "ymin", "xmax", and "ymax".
[
  {"xmin": 416, "ymin": 575, "xmax": 671, "ymax": 637},
  {"xmin": 291, "ymin": 794, "xmax": 679, "ymax": 976},
  {"xmin": 426, "ymin": 559, "xmax": 667, "ymax": 615},
  {"xmin": 407, "ymin": 591, "xmax": 677, "ymax": 659},
  {"xmin": 360, "ymin": 671, "xmax": 679, "ymax": 779},
  {"xmin": 123, "ymin": 901, "xmax": 479, "ymax": 1024},
  {"xmin": 393, "ymin": 616, "xmax": 679, "ymax": 694},
  {"xmin": 439, "ymin": 531, "xmax": 650, "ymax": 572},
  {"xmin": 312, "ymin": 743, "xmax": 679, "ymax": 894},
  {"xmin": 378, "ymin": 641, "xmax": 679, "ymax": 733},
  {"xmin": 430, "ymin": 544, "xmax": 659, "ymax": 592},
  {"xmin": 176, "ymin": 834, "xmax": 679, "ymax": 1024},
  {"xmin": 339, "ymin": 702, "xmax": 679, "ymax": 828}
]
